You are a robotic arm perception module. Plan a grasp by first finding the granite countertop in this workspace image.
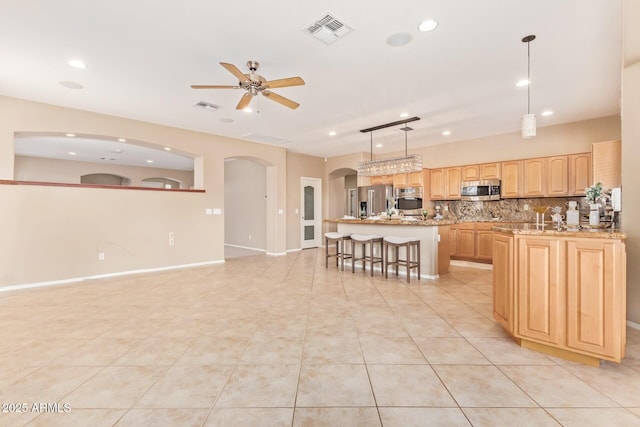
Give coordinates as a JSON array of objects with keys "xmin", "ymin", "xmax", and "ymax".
[
  {"xmin": 328, "ymin": 218, "xmax": 457, "ymax": 226},
  {"xmin": 493, "ymin": 223, "xmax": 626, "ymax": 239}
]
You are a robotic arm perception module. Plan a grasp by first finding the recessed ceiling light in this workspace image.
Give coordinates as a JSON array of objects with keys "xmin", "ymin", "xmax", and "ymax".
[
  {"xmin": 59, "ymin": 81, "xmax": 83, "ymax": 89},
  {"xmin": 541, "ymin": 110, "xmax": 554, "ymax": 116},
  {"xmin": 328, "ymin": 131, "xmax": 336, "ymax": 136},
  {"xmin": 146, "ymin": 160, "xmax": 154, "ymax": 164},
  {"xmin": 219, "ymin": 118, "xmax": 234, "ymax": 123},
  {"xmin": 68, "ymin": 59, "xmax": 87, "ymax": 69},
  {"xmin": 243, "ymin": 107, "xmax": 252, "ymax": 113},
  {"xmin": 65, "ymin": 133, "xmax": 75, "ymax": 137},
  {"xmin": 399, "ymin": 112, "xmax": 409, "ymax": 118},
  {"xmin": 117, "ymin": 138, "xmax": 126, "ymax": 142},
  {"xmin": 68, "ymin": 151, "xmax": 77, "ymax": 156},
  {"xmin": 516, "ymin": 79, "xmax": 530, "ymax": 87},
  {"xmin": 442, "ymin": 130, "xmax": 451, "ymax": 136},
  {"xmin": 386, "ymin": 32, "xmax": 412, "ymax": 47},
  {"xmin": 164, "ymin": 147, "xmax": 171, "ymax": 151},
  {"xmin": 418, "ymin": 19, "xmax": 438, "ymax": 32},
  {"xmin": 376, "ymin": 143, "xmax": 383, "ymax": 148}
]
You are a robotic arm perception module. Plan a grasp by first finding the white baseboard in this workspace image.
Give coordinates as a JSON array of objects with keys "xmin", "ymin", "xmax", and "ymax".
[
  {"xmin": 0, "ymin": 259, "xmax": 225, "ymax": 293},
  {"xmin": 266, "ymin": 252, "xmax": 287, "ymax": 256},
  {"xmin": 224, "ymin": 243, "xmax": 267, "ymax": 252},
  {"xmin": 342, "ymin": 260, "xmax": 438, "ymax": 280},
  {"xmin": 450, "ymin": 260, "xmax": 493, "ymax": 270},
  {"xmin": 287, "ymin": 248, "xmax": 302, "ymax": 253},
  {"xmin": 627, "ymin": 320, "xmax": 640, "ymax": 331}
]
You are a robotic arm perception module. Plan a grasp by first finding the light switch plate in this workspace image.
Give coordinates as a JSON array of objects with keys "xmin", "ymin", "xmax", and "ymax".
[{"xmin": 213, "ymin": 208, "xmax": 222, "ymax": 215}]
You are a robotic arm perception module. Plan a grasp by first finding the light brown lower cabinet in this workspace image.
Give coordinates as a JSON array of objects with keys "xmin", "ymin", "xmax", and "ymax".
[
  {"xmin": 493, "ymin": 232, "xmax": 627, "ymax": 365},
  {"xmin": 451, "ymin": 222, "xmax": 495, "ymax": 263}
]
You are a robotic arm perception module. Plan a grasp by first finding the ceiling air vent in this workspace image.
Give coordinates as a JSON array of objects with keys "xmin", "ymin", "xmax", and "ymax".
[
  {"xmin": 194, "ymin": 101, "xmax": 221, "ymax": 111},
  {"xmin": 306, "ymin": 13, "xmax": 353, "ymax": 45}
]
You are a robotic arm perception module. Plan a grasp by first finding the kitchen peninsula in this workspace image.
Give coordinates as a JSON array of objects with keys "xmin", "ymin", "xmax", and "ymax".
[
  {"xmin": 493, "ymin": 223, "xmax": 627, "ymax": 365},
  {"xmin": 329, "ymin": 217, "xmax": 456, "ymax": 278}
]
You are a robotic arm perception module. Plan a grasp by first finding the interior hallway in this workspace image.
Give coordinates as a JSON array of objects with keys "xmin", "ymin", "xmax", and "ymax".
[{"xmin": 1, "ymin": 249, "xmax": 639, "ymax": 426}]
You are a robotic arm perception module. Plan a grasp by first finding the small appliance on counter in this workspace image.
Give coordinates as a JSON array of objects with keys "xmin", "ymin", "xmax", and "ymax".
[{"xmin": 461, "ymin": 179, "xmax": 501, "ymax": 201}]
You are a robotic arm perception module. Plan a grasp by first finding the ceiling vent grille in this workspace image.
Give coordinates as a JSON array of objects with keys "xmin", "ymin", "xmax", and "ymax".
[
  {"xmin": 306, "ymin": 13, "xmax": 353, "ymax": 44},
  {"xmin": 194, "ymin": 101, "xmax": 221, "ymax": 111}
]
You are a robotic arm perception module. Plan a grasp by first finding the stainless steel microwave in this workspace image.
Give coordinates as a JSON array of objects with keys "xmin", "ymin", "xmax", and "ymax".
[{"xmin": 461, "ymin": 179, "xmax": 501, "ymax": 201}]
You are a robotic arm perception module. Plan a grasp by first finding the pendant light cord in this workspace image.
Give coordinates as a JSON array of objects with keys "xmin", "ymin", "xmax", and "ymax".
[{"xmin": 527, "ymin": 40, "xmax": 531, "ymax": 115}]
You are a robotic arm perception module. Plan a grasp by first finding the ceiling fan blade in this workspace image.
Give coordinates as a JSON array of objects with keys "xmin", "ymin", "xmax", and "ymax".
[
  {"xmin": 262, "ymin": 91, "xmax": 300, "ymax": 109},
  {"xmin": 191, "ymin": 85, "xmax": 241, "ymax": 89},
  {"xmin": 221, "ymin": 62, "xmax": 249, "ymax": 83},
  {"xmin": 264, "ymin": 76, "xmax": 305, "ymax": 89},
  {"xmin": 235, "ymin": 93, "xmax": 253, "ymax": 110}
]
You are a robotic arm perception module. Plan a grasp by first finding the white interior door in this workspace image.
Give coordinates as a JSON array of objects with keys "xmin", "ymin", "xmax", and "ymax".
[{"xmin": 301, "ymin": 177, "xmax": 322, "ymax": 249}]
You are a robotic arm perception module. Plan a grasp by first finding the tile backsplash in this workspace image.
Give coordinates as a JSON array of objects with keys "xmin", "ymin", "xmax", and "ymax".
[{"xmin": 435, "ymin": 197, "xmax": 589, "ymax": 222}]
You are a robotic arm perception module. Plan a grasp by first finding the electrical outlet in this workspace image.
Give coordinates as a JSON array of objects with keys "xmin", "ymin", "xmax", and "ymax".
[
  {"xmin": 169, "ymin": 232, "xmax": 175, "ymax": 246},
  {"xmin": 524, "ymin": 204, "xmax": 530, "ymax": 211},
  {"xmin": 248, "ymin": 235, "xmax": 252, "ymax": 240},
  {"xmin": 98, "ymin": 252, "xmax": 105, "ymax": 261}
]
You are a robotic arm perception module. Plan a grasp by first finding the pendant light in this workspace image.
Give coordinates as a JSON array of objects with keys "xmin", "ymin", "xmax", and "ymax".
[
  {"xmin": 521, "ymin": 35, "xmax": 536, "ymax": 138},
  {"xmin": 357, "ymin": 117, "xmax": 422, "ymax": 176}
]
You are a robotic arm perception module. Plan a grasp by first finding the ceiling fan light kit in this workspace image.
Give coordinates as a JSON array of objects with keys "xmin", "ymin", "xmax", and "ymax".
[
  {"xmin": 191, "ymin": 60, "xmax": 304, "ymax": 110},
  {"xmin": 521, "ymin": 34, "xmax": 536, "ymax": 138},
  {"xmin": 357, "ymin": 117, "xmax": 423, "ymax": 176}
]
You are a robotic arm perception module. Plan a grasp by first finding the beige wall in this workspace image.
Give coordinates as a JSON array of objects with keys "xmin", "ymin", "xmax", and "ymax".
[
  {"xmin": 622, "ymin": 0, "xmax": 640, "ymax": 323},
  {"xmin": 224, "ymin": 158, "xmax": 267, "ymax": 250},
  {"xmin": 285, "ymin": 152, "xmax": 324, "ymax": 250},
  {"xmin": 0, "ymin": 95, "xmax": 288, "ymax": 287},
  {"xmin": 14, "ymin": 155, "xmax": 194, "ymax": 188}
]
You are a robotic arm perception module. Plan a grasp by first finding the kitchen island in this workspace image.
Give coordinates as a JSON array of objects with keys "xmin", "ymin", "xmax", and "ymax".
[
  {"xmin": 328, "ymin": 217, "xmax": 456, "ymax": 279},
  {"xmin": 492, "ymin": 223, "xmax": 627, "ymax": 365}
]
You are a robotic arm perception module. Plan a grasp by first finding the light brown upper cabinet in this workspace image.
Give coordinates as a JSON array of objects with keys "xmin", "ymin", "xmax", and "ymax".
[
  {"xmin": 371, "ymin": 174, "xmax": 393, "ymax": 185},
  {"xmin": 430, "ymin": 167, "xmax": 461, "ymax": 200},
  {"xmin": 501, "ymin": 160, "xmax": 524, "ymax": 198},
  {"xmin": 480, "ymin": 162, "xmax": 501, "ymax": 179},
  {"xmin": 547, "ymin": 156, "xmax": 569, "ymax": 196},
  {"xmin": 445, "ymin": 167, "xmax": 462, "ymax": 199},
  {"xmin": 408, "ymin": 171, "xmax": 424, "ymax": 187},
  {"xmin": 393, "ymin": 173, "xmax": 408, "ymax": 188},
  {"xmin": 430, "ymin": 168, "xmax": 446, "ymax": 200},
  {"xmin": 568, "ymin": 153, "xmax": 591, "ymax": 196},
  {"xmin": 462, "ymin": 165, "xmax": 480, "ymax": 181},
  {"xmin": 523, "ymin": 158, "xmax": 547, "ymax": 197},
  {"xmin": 592, "ymin": 140, "xmax": 621, "ymax": 189}
]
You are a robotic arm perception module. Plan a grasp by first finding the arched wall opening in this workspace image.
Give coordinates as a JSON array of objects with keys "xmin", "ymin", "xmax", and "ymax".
[
  {"xmin": 224, "ymin": 156, "xmax": 273, "ymax": 257},
  {"xmin": 327, "ymin": 167, "xmax": 358, "ymax": 221}
]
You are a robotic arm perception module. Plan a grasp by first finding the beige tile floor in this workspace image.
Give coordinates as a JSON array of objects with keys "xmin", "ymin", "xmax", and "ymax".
[{"xmin": 1, "ymin": 248, "xmax": 639, "ymax": 426}]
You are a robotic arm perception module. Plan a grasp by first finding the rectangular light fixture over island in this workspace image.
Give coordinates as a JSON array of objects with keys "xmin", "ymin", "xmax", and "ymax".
[{"xmin": 357, "ymin": 117, "xmax": 423, "ymax": 176}]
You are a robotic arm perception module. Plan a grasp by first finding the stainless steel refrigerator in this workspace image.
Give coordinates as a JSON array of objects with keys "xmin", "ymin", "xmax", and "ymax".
[{"xmin": 357, "ymin": 185, "xmax": 393, "ymax": 217}]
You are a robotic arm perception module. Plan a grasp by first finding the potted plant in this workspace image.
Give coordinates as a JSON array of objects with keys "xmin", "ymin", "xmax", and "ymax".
[{"xmin": 585, "ymin": 182, "xmax": 604, "ymax": 225}]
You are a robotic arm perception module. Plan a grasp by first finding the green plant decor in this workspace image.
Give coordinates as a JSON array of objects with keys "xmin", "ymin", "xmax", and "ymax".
[{"xmin": 585, "ymin": 182, "xmax": 604, "ymax": 204}]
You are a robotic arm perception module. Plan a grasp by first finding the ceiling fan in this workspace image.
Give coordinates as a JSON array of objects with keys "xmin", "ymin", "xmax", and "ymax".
[{"xmin": 191, "ymin": 60, "xmax": 305, "ymax": 110}]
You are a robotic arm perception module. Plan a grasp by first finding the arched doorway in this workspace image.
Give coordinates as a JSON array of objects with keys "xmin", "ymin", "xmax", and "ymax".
[
  {"xmin": 328, "ymin": 167, "xmax": 358, "ymax": 219},
  {"xmin": 224, "ymin": 156, "xmax": 271, "ymax": 258}
]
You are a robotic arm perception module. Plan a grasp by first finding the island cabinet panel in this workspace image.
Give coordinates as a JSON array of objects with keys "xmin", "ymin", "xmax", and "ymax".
[
  {"xmin": 449, "ymin": 225, "xmax": 458, "ymax": 256},
  {"xmin": 566, "ymin": 239, "xmax": 625, "ymax": 360},
  {"xmin": 568, "ymin": 153, "xmax": 591, "ymax": 196},
  {"xmin": 547, "ymin": 156, "xmax": 569, "ymax": 196},
  {"xmin": 523, "ymin": 158, "xmax": 547, "ymax": 197},
  {"xmin": 517, "ymin": 237, "xmax": 565, "ymax": 345},
  {"xmin": 501, "ymin": 160, "xmax": 523, "ymax": 198},
  {"xmin": 475, "ymin": 226, "xmax": 494, "ymax": 262},
  {"xmin": 493, "ymin": 233, "xmax": 514, "ymax": 333},
  {"xmin": 456, "ymin": 223, "xmax": 475, "ymax": 258}
]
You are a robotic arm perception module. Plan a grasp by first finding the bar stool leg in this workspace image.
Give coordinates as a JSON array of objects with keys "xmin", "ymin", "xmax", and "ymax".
[
  {"xmin": 405, "ymin": 242, "xmax": 411, "ymax": 284},
  {"xmin": 417, "ymin": 242, "xmax": 421, "ymax": 280},
  {"xmin": 325, "ymin": 236, "xmax": 329, "ymax": 268}
]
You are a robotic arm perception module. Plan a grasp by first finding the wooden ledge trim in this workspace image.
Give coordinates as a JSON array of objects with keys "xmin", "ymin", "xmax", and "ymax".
[{"xmin": 0, "ymin": 180, "xmax": 205, "ymax": 193}]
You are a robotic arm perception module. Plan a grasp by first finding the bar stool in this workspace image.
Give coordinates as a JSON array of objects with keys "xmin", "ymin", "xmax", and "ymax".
[
  {"xmin": 350, "ymin": 234, "xmax": 384, "ymax": 276},
  {"xmin": 324, "ymin": 232, "xmax": 352, "ymax": 271},
  {"xmin": 383, "ymin": 236, "xmax": 421, "ymax": 283}
]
